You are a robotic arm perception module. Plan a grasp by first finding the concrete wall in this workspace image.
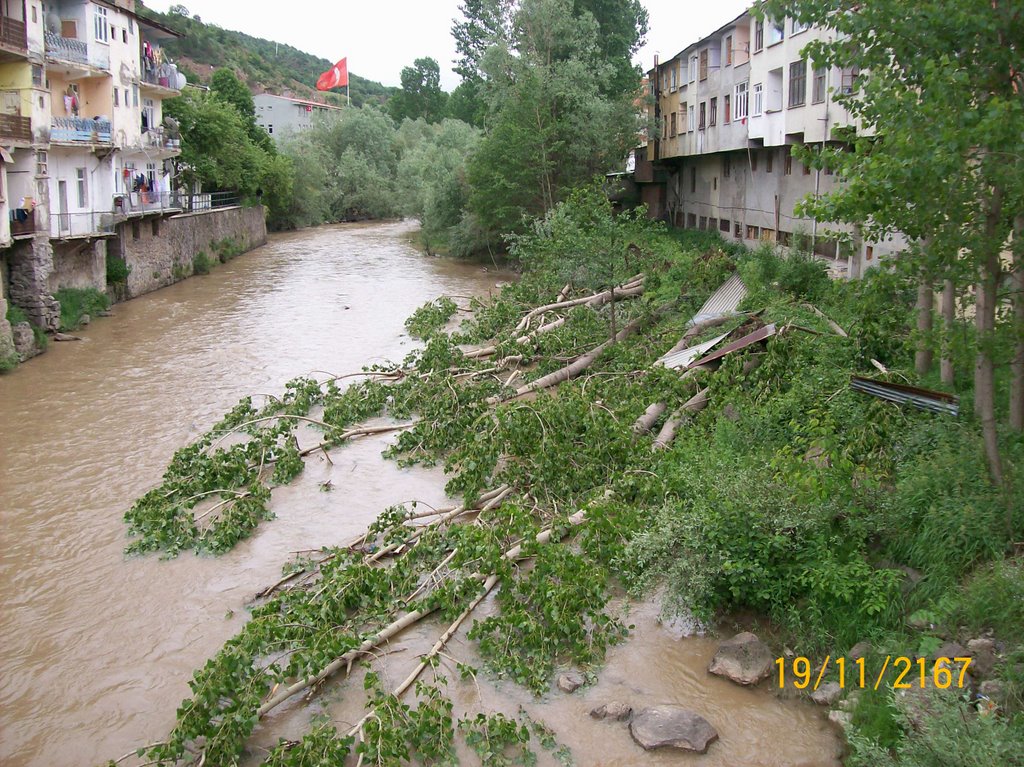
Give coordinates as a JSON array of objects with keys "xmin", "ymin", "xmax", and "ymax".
[
  {"xmin": 112, "ymin": 205, "xmax": 267, "ymax": 297},
  {"xmin": 48, "ymin": 237, "xmax": 105, "ymax": 291}
]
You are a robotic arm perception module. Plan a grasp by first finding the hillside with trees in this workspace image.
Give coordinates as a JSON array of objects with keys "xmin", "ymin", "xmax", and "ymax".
[{"xmin": 136, "ymin": 2, "xmax": 395, "ymax": 107}]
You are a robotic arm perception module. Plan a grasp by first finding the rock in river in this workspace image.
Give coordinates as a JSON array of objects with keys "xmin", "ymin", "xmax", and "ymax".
[
  {"xmin": 557, "ymin": 671, "xmax": 584, "ymax": 693},
  {"xmin": 590, "ymin": 701, "xmax": 633, "ymax": 721},
  {"xmin": 629, "ymin": 706, "xmax": 719, "ymax": 753},
  {"xmin": 708, "ymin": 631, "xmax": 774, "ymax": 685}
]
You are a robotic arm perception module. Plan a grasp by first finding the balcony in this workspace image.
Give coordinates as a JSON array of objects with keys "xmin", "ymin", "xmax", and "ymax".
[
  {"xmin": 140, "ymin": 62, "xmax": 182, "ymax": 95},
  {"xmin": 0, "ymin": 15, "xmax": 28, "ymax": 57},
  {"xmin": 44, "ymin": 31, "xmax": 109, "ymax": 73},
  {"xmin": 112, "ymin": 190, "xmax": 183, "ymax": 217},
  {"xmin": 51, "ymin": 210, "xmax": 115, "ymax": 239},
  {"xmin": 0, "ymin": 112, "xmax": 31, "ymax": 143},
  {"xmin": 10, "ymin": 208, "xmax": 36, "ymax": 237},
  {"xmin": 51, "ymin": 116, "xmax": 112, "ymax": 145}
]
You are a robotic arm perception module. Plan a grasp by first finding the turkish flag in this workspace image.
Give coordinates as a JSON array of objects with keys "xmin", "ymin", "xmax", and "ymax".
[{"xmin": 317, "ymin": 58, "xmax": 348, "ymax": 91}]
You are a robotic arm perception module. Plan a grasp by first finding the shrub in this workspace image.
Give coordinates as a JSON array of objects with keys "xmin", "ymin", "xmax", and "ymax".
[
  {"xmin": 106, "ymin": 252, "xmax": 131, "ymax": 285},
  {"xmin": 54, "ymin": 287, "xmax": 110, "ymax": 330},
  {"xmin": 193, "ymin": 251, "xmax": 212, "ymax": 275}
]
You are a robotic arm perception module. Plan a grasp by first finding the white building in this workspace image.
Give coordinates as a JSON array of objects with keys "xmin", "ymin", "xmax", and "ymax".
[
  {"xmin": 639, "ymin": 6, "xmax": 904, "ymax": 277},
  {"xmin": 254, "ymin": 93, "xmax": 342, "ymax": 139}
]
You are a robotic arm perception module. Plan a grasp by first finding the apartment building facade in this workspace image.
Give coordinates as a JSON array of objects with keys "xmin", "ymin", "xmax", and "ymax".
[
  {"xmin": 639, "ymin": 6, "xmax": 903, "ymax": 276},
  {"xmin": 0, "ymin": 0, "xmax": 184, "ymax": 330}
]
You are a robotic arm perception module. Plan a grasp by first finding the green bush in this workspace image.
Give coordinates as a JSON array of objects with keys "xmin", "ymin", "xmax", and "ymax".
[
  {"xmin": 193, "ymin": 251, "xmax": 212, "ymax": 275},
  {"xmin": 941, "ymin": 560, "xmax": 1024, "ymax": 639},
  {"xmin": 105, "ymin": 252, "xmax": 131, "ymax": 285},
  {"xmin": 54, "ymin": 287, "xmax": 109, "ymax": 330},
  {"xmin": 6, "ymin": 303, "xmax": 28, "ymax": 325}
]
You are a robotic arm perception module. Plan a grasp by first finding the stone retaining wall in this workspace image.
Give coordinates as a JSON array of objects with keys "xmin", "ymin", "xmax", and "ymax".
[{"xmin": 111, "ymin": 205, "xmax": 267, "ymax": 298}]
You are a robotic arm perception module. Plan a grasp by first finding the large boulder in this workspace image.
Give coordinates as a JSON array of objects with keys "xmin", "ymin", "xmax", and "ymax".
[
  {"xmin": 629, "ymin": 706, "xmax": 718, "ymax": 753},
  {"xmin": 811, "ymin": 682, "xmax": 843, "ymax": 706},
  {"xmin": 708, "ymin": 632, "xmax": 774, "ymax": 685},
  {"xmin": 12, "ymin": 322, "xmax": 41, "ymax": 361}
]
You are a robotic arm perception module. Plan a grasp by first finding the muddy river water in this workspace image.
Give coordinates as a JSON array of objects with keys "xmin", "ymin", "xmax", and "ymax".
[{"xmin": 0, "ymin": 221, "xmax": 841, "ymax": 766}]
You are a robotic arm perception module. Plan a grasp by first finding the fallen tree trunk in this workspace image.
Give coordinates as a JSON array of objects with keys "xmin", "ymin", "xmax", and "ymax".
[
  {"xmin": 513, "ymin": 275, "xmax": 643, "ymax": 334},
  {"xmin": 652, "ymin": 388, "xmax": 708, "ymax": 450},
  {"xmin": 802, "ymin": 303, "xmax": 848, "ymax": 338},
  {"xmin": 255, "ymin": 509, "xmax": 587, "ymax": 721},
  {"xmin": 632, "ymin": 401, "xmax": 667, "ymax": 435},
  {"xmin": 487, "ymin": 316, "xmax": 645, "ymax": 405}
]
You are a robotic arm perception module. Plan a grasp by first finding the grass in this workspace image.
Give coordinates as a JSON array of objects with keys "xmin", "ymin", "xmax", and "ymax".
[
  {"xmin": 193, "ymin": 251, "xmax": 212, "ymax": 275},
  {"xmin": 54, "ymin": 287, "xmax": 110, "ymax": 331}
]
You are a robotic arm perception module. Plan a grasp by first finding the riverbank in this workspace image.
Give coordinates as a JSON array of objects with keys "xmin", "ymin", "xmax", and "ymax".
[{"xmin": 1, "ymin": 205, "xmax": 267, "ymax": 370}]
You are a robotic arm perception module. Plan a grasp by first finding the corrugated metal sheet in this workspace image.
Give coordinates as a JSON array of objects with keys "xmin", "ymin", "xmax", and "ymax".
[
  {"xmin": 689, "ymin": 324, "xmax": 778, "ymax": 369},
  {"xmin": 690, "ymin": 274, "xmax": 747, "ymax": 325},
  {"xmin": 658, "ymin": 332, "xmax": 730, "ymax": 370},
  {"xmin": 850, "ymin": 376, "xmax": 959, "ymax": 416}
]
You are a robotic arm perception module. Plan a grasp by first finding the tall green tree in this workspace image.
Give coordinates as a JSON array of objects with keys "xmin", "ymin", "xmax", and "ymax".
[
  {"xmin": 466, "ymin": 0, "xmax": 640, "ymax": 238},
  {"xmin": 209, "ymin": 67, "xmax": 275, "ymax": 153},
  {"xmin": 388, "ymin": 57, "xmax": 449, "ymax": 123},
  {"xmin": 767, "ymin": 0, "xmax": 1024, "ymax": 484},
  {"xmin": 573, "ymin": 0, "xmax": 648, "ymax": 96}
]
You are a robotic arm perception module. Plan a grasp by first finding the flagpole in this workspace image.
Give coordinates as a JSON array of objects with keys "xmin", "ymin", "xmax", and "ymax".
[{"xmin": 347, "ymin": 83, "xmax": 350, "ymax": 107}]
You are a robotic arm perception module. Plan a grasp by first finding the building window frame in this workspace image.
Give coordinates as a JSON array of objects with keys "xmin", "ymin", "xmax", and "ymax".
[
  {"xmin": 94, "ymin": 6, "xmax": 109, "ymax": 43},
  {"xmin": 699, "ymin": 49, "xmax": 708, "ymax": 81},
  {"xmin": 724, "ymin": 94, "xmax": 731, "ymax": 124},
  {"xmin": 725, "ymin": 35, "xmax": 733, "ymax": 65},
  {"xmin": 688, "ymin": 104, "xmax": 695, "ymax": 131},
  {"xmin": 752, "ymin": 82, "xmax": 763, "ymax": 116},
  {"xmin": 76, "ymin": 167, "xmax": 88, "ymax": 208},
  {"xmin": 768, "ymin": 19, "xmax": 785, "ymax": 46},
  {"xmin": 734, "ymin": 80, "xmax": 749, "ymax": 120},
  {"xmin": 788, "ymin": 59, "xmax": 807, "ymax": 108},
  {"xmin": 812, "ymin": 66, "xmax": 827, "ymax": 103},
  {"xmin": 698, "ymin": 101, "xmax": 706, "ymax": 130},
  {"xmin": 754, "ymin": 19, "xmax": 764, "ymax": 51},
  {"xmin": 709, "ymin": 97, "xmax": 717, "ymax": 127}
]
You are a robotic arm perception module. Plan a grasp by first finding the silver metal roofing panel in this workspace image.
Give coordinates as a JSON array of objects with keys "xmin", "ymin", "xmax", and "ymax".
[
  {"xmin": 689, "ymin": 274, "xmax": 747, "ymax": 326},
  {"xmin": 657, "ymin": 332, "xmax": 730, "ymax": 369}
]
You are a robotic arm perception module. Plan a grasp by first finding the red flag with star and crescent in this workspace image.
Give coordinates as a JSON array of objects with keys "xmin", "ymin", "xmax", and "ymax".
[{"xmin": 317, "ymin": 57, "xmax": 348, "ymax": 91}]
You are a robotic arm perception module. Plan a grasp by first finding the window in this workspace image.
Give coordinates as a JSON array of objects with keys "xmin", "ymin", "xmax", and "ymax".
[
  {"xmin": 113, "ymin": 88, "xmax": 119, "ymax": 107},
  {"xmin": 76, "ymin": 168, "xmax": 87, "ymax": 208},
  {"xmin": 133, "ymin": 85, "xmax": 139, "ymax": 107},
  {"xmin": 840, "ymin": 66, "xmax": 860, "ymax": 95},
  {"xmin": 699, "ymin": 49, "xmax": 708, "ymax": 81},
  {"xmin": 690, "ymin": 166, "xmax": 696, "ymax": 193},
  {"xmin": 725, "ymin": 35, "xmax": 733, "ymax": 65},
  {"xmin": 268, "ymin": 125, "xmax": 274, "ymax": 134},
  {"xmin": 698, "ymin": 101, "xmax": 706, "ymax": 130},
  {"xmin": 670, "ymin": 111, "xmax": 677, "ymax": 136},
  {"xmin": 752, "ymin": 82, "xmax": 763, "ymax": 116},
  {"xmin": 709, "ymin": 97, "xmax": 717, "ymax": 126},
  {"xmin": 812, "ymin": 67, "xmax": 827, "ymax": 103},
  {"xmin": 32, "ymin": 64, "xmax": 43, "ymax": 87},
  {"xmin": 94, "ymin": 6, "xmax": 108, "ymax": 42},
  {"xmin": 866, "ymin": 245, "xmax": 874, "ymax": 261},
  {"xmin": 792, "ymin": 18, "xmax": 809, "ymax": 34},
  {"xmin": 766, "ymin": 150, "xmax": 774, "ymax": 173},
  {"xmin": 699, "ymin": 216, "xmax": 707, "ymax": 230},
  {"xmin": 142, "ymin": 98, "xmax": 155, "ymax": 132},
  {"xmin": 709, "ymin": 217, "xmax": 718, "ymax": 230},
  {"xmin": 689, "ymin": 55, "xmax": 697, "ymax": 82},
  {"xmin": 788, "ymin": 60, "xmax": 807, "ymax": 107},
  {"xmin": 146, "ymin": 162, "xmax": 156, "ymax": 191},
  {"xmin": 724, "ymin": 94, "xmax": 731, "ymax": 123},
  {"xmin": 754, "ymin": 19, "xmax": 764, "ymax": 51},
  {"xmin": 747, "ymin": 224, "xmax": 759, "ymax": 239},
  {"xmin": 734, "ymin": 81, "xmax": 749, "ymax": 120},
  {"xmin": 784, "ymin": 153, "xmax": 793, "ymax": 175},
  {"xmin": 122, "ymin": 28, "xmax": 128, "ymax": 43},
  {"xmin": 687, "ymin": 213, "xmax": 697, "ymax": 228},
  {"xmin": 768, "ymin": 19, "xmax": 785, "ymax": 45},
  {"xmin": 129, "ymin": 18, "xmax": 134, "ymax": 34},
  {"xmin": 712, "ymin": 178, "xmax": 717, "ymax": 191},
  {"xmin": 31, "ymin": 5, "xmax": 36, "ymax": 22},
  {"xmin": 720, "ymin": 218, "xmax": 731, "ymax": 233},
  {"xmin": 688, "ymin": 105, "xmax": 695, "ymax": 131},
  {"xmin": 735, "ymin": 222, "xmax": 742, "ymax": 238},
  {"xmin": 723, "ymin": 155, "xmax": 731, "ymax": 177},
  {"xmin": 670, "ymin": 66, "xmax": 677, "ymax": 91}
]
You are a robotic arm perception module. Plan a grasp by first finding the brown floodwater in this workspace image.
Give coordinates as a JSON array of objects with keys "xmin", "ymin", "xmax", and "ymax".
[{"xmin": 0, "ymin": 220, "xmax": 841, "ymax": 766}]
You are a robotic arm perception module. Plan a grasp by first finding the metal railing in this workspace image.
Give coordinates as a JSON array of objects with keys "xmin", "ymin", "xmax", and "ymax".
[
  {"xmin": 141, "ymin": 63, "xmax": 179, "ymax": 90},
  {"xmin": 113, "ymin": 190, "xmax": 182, "ymax": 215},
  {"xmin": 141, "ymin": 126, "xmax": 180, "ymax": 151},
  {"xmin": 44, "ymin": 31, "xmax": 87, "ymax": 65},
  {"xmin": 50, "ymin": 210, "xmax": 115, "ymax": 239},
  {"xmin": 0, "ymin": 15, "xmax": 27, "ymax": 51},
  {"xmin": 51, "ymin": 116, "xmax": 112, "ymax": 144},
  {"xmin": 181, "ymin": 191, "xmax": 241, "ymax": 212}
]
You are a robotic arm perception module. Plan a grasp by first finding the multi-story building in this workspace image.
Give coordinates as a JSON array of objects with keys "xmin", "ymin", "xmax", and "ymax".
[
  {"xmin": 0, "ymin": 0, "xmax": 184, "ymax": 331},
  {"xmin": 637, "ymin": 6, "xmax": 904, "ymax": 276},
  {"xmin": 254, "ymin": 92, "xmax": 343, "ymax": 139}
]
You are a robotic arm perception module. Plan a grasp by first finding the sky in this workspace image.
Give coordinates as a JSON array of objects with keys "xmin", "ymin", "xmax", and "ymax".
[{"xmin": 143, "ymin": 0, "xmax": 753, "ymax": 91}]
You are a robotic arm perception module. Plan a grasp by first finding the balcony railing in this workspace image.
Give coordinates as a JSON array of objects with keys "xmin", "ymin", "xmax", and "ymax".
[
  {"xmin": 44, "ymin": 31, "xmax": 87, "ymax": 65},
  {"xmin": 0, "ymin": 15, "xmax": 28, "ymax": 52},
  {"xmin": 141, "ymin": 127, "xmax": 181, "ymax": 151},
  {"xmin": 51, "ymin": 116, "xmax": 112, "ymax": 144},
  {"xmin": 141, "ymin": 64, "xmax": 178, "ymax": 90},
  {"xmin": 0, "ymin": 112, "xmax": 31, "ymax": 142},
  {"xmin": 113, "ymin": 190, "xmax": 182, "ymax": 216},
  {"xmin": 50, "ymin": 210, "xmax": 115, "ymax": 239}
]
